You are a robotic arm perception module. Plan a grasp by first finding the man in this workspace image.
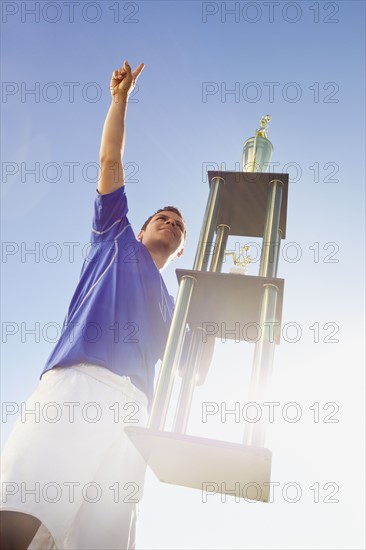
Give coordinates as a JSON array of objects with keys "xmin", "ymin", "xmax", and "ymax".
[{"xmin": 1, "ymin": 60, "xmax": 186, "ymax": 549}]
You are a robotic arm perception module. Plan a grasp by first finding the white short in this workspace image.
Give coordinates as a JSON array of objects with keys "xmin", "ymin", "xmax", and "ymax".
[{"xmin": 0, "ymin": 364, "xmax": 148, "ymax": 549}]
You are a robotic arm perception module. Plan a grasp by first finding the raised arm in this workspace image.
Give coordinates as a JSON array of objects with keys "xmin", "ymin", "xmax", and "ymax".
[{"xmin": 98, "ymin": 60, "xmax": 144, "ymax": 195}]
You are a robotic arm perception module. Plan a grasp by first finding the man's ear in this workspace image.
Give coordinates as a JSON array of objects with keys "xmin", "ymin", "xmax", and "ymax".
[
  {"xmin": 176, "ymin": 246, "xmax": 184, "ymax": 259},
  {"xmin": 137, "ymin": 229, "xmax": 144, "ymax": 242}
]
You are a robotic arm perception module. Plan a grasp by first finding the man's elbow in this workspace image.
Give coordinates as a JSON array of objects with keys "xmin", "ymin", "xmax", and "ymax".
[
  {"xmin": 99, "ymin": 158, "xmax": 124, "ymax": 183},
  {"xmin": 99, "ymin": 153, "xmax": 121, "ymax": 170}
]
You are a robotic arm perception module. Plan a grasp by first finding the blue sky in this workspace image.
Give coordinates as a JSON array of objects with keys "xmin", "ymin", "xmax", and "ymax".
[{"xmin": 1, "ymin": 1, "xmax": 365, "ymax": 548}]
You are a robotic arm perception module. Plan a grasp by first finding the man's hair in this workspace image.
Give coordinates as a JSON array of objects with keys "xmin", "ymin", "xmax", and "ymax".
[{"xmin": 141, "ymin": 206, "xmax": 186, "ymax": 236}]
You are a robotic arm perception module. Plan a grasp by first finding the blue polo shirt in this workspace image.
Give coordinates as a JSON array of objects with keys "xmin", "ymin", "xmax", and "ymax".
[{"xmin": 41, "ymin": 186, "xmax": 175, "ymax": 406}]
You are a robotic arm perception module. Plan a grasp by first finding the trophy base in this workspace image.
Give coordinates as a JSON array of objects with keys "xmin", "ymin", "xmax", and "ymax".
[
  {"xmin": 229, "ymin": 266, "xmax": 247, "ymax": 275},
  {"xmin": 125, "ymin": 427, "xmax": 272, "ymax": 502}
]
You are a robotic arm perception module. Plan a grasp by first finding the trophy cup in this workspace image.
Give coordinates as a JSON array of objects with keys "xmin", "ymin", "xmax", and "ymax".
[{"xmin": 242, "ymin": 115, "xmax": 273, "ymax": 172}]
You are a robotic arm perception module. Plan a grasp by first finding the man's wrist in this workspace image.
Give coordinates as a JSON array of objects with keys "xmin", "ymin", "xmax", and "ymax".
[{"xmin": 110, "ymin": 94, "xmax": 129, "ymax": 108}]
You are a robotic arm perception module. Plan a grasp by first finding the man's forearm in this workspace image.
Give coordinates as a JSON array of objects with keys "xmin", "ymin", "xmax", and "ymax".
[
  {"xmin": 98, "ymin": 98, "xmax": 127, "ymax": 194},
  {"xmin": 99, "ymin": 98, "xmax": 127, "ymax": 164}
]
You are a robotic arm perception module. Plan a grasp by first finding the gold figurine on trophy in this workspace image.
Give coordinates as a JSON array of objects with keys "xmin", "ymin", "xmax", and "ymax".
[
  {"xmin": 225, "ymin": 245, "xmax": 252, "ymax": 275},
  {"xmin": 242, "ymin": 115, "xmax": 273, "ymax": 173}
]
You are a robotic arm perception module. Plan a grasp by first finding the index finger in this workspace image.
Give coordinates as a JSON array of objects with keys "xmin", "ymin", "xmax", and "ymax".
[{"xmin": 132, "ymin": 62, "xmax": 145, "ymax": 81}]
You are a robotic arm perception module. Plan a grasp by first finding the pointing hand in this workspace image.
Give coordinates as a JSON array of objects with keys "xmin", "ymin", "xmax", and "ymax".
[{"xmin": 110, "ymin": 60, "xmax": 144, "ymax": 100}]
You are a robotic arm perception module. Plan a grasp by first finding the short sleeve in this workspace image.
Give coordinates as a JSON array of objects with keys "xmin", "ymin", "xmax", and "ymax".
[{"xmin": 92, "ymin": 186, "xmax": 129, "ymax": 235}]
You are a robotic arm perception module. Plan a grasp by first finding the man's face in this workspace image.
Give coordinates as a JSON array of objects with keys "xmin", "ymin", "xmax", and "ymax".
[{"xmin": 137, "ymin": 210, "xmax": 186, "ymax": 260}]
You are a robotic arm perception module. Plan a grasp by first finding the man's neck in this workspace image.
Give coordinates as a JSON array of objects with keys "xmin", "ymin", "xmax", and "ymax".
[{"xmin": 145, "ymin": 245, "xmax": 172, "ymax": 271}]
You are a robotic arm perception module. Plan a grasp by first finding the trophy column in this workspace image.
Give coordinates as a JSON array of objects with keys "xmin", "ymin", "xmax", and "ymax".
[
  {"xmin": 148, "ymin": 175, "xmax": 225, "ymax": 431},
  {"xmin": 244, "ymin": 178, "xmax": 284, "ymax": 447}
]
